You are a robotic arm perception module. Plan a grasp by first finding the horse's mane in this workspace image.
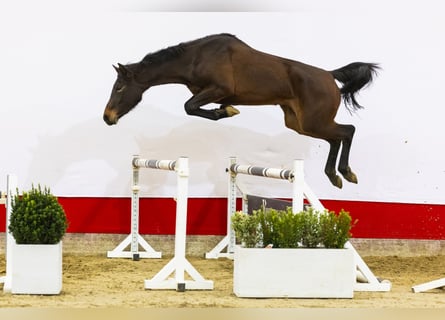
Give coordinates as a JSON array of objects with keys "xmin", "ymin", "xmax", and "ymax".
[
  {"xmin": 142, "ymin": 44, "xmax": 185, "ymax": 65},
  {"xmin": 141, "ymin": 33, "xmax": 237, "ymax": 65}
]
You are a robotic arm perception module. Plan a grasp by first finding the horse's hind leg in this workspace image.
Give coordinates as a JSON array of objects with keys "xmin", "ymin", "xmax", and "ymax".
[
  {"xmin": 325, "ymin": 140, "xmax": 343, "ymax": 188},
  {"xmin": 322, "ymin": 124, "xmax": 358, "ymax": 187},
  {"xmin": 280, "ymin": 104, "xmax": 356, "ymax": 188},
  {"xmin": 337, "ymin": 124, "xmax": 357, "ymax": 184},
  {"xmin": 319, "ymin": 124, "xmax": 358, "ymax": 187}
]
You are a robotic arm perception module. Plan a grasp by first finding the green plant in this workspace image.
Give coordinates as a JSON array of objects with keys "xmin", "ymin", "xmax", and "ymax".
[
  {"xmin": 320, "ymin": 209, "xmax": 357, "ymax": 249},
  {"xmin": 298, "ymin": 207, "xmax": 322, "ymax": 248},
  {"xmin": 256, "ymin": 207, "xmax": 301, "ymax": 248},
  {"xmin": 231, "ymin": 206, "xmax": 355, "ymax": 249},
  {"xmin": 9, "ymin": 184, "xmax": 68, "ymax": 244},
  {"xmin": 231, "ymin": 211, "xmax": 261, "ymax": 248},
  {"xmin": 256, "ymin": 207, "xmax": 278, "ymax": 247}
]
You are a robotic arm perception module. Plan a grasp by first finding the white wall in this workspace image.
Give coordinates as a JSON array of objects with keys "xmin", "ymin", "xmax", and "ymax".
[{"xmin": 1, "ymin": 2, "xmax": 444, "ymax": 204}]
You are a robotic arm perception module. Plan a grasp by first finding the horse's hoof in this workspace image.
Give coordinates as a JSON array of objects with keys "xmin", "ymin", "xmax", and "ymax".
[
  {"xmin": 329, "ymin": 175, "xmax": 343, "ymax": 189},
  {"xmin": 345, "ymin": 173, "xmax": 358, "ymax": 184},
  {"xmin": 225, "ymin": 105, "xmax": 240, "ymax": 117},
  {"xmin": 341, "ymin": 168, "xmax": 358, "ymax": 184}
]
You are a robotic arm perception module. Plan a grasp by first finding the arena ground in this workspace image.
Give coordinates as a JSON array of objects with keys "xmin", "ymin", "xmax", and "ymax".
[{"xmin": 0, "ymin": 234, "xmax": 444, "ymax": 308}]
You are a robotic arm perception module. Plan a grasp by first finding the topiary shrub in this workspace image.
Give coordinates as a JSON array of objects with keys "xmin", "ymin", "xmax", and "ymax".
[{"xmin": 9, "ymin": 184, "xmax": 68, "ymax": 244}]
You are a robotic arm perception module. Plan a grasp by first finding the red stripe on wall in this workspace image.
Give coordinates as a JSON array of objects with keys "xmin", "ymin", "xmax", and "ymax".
[
  {"xmin": 322, "ymin": 200, "xmax": 445, "ymax": 240},
  {"xmin": 57, "ymin": 197, "xmax": 228, "ymax": 235},
  {"xmin": 1, "ymin": 197, "xmax": 444, "ymax": 239}
]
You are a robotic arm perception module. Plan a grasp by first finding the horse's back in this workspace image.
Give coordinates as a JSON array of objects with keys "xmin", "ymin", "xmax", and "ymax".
[
  {"xmin": 188, "ymin": 34, "xmax": 340, "ymax": 106},
  {"xmin": 228, "ymin": 39, "xmax": 338, "ymax": 104}
]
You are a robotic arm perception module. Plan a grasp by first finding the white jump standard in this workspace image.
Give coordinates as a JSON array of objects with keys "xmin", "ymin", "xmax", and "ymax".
[
  {"xmin": 0, "ymin": 175, "xmax": 18, "ymax": 293},
  {"xmin": 206, "ymin": 157, "xmax": 391, "ymax": 292},
  {"xmin": 107, "ymin": 157, "xmax": 163, "ymax": 260},
  {"xmin": 136, "ymin": 156, "xmax": 213, "ymax": 291}
]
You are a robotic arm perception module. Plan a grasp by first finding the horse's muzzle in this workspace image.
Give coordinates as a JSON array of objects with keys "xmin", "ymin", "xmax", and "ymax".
[{"xmin": 103, "ymin": 108, "xmax": 118, "ymax": 125}]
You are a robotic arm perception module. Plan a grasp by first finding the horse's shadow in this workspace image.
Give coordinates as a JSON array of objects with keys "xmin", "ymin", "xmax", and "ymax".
[{"xmin": 27, "ymin": 105, "xmax": 311, "ymax": 197}]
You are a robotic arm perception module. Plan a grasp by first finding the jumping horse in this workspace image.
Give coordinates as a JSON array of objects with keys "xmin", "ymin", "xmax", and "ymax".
[{"xmin": 103, "ymin": 33, "xmax": 379, "ymax": 188}]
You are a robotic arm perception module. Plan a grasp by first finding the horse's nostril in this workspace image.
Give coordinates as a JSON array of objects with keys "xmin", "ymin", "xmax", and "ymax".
[{"xmin": 103, "ymin": 113, "xmax": 117, "ymax": 126}]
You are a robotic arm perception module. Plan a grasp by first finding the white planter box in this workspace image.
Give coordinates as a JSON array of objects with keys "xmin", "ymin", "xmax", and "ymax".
[
  {"xmin": 234, "ymin": 245, "xmax": 355, "ymax": 298},
  {"xmin": 11, "ymin": 242, "xmax": 62, "ymax": 295}
]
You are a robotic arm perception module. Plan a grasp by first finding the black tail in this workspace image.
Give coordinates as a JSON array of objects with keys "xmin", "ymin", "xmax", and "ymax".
[{"xmin": 330, "ymin": 62, "xmax": 380, "ymax": 112}]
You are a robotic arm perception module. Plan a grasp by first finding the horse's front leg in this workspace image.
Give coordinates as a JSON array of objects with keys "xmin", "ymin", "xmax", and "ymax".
[
  {"xmin": 219, "ymin": 104, "xmax": 240, "ymax": 117},
  {"xmin": 184, "ymin": 88, "xmax": 239, "ymax": 121}
]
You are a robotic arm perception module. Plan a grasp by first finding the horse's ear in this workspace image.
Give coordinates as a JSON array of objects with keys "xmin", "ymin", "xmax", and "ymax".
[
  {"xmin": 116, "ymin": 63, "xmax": 133, "ymax": 79},
  {"xmin": 113, "ymin": 64, "xmax": 119, "ymax": 73}
]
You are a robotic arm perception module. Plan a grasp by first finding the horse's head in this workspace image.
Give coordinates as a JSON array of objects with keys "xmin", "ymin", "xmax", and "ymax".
[{"xmin": 103, "ymin": 63, "xmax": 145, "ymax": 125}]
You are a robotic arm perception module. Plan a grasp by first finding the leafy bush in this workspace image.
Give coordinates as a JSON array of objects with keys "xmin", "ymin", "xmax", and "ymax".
[
  {"xmin": 320, "ymin": 209, "xmax": 356, "ymax": 249},
  {"xmin": 9, "ymin": 185, "xmax": 68, "ymax": 244},
  {"xmin": 256, "ymin": 207, "xmax": 301, "ymax": 248},
  {"xmin": 298, "ymin": 207, "xmax": 322, "ymax": 248},
  {"xmin": 232, "ymin": 206, "xmax": 355, "ymax": 249},
  {"xmin": 231, "ymin": 211, "xmax": 261, "ymax": 248}
]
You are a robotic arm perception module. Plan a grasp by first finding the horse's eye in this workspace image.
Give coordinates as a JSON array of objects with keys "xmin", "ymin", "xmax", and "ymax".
[{"xmin": 116, "ymin": 85, "xmax": 126, "ymax": 93}]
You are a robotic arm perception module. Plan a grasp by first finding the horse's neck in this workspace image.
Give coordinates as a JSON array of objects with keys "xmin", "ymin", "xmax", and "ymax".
[{"xmin": 137, "ymin": 58, "xmax": 190, "ymax": 88}]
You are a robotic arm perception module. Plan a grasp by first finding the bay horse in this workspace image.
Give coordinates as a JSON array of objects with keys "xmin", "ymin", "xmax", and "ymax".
[{"xmin": 103, "ymin": 33, "xmax": 379, "ymax": 188}]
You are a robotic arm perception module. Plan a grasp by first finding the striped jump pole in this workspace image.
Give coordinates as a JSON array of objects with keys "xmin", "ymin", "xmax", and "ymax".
[
  {"xmin": 228, "ymin": 160, "xmax": 305, "ymax": 214},
  {"xmin": 133, "ymin": 158, "xmax": 177, "ymax": 171}
]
